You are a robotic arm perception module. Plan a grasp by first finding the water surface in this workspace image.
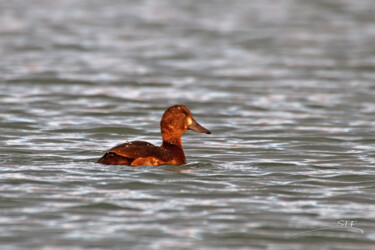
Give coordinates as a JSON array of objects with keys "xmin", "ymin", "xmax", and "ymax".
[{"xmin": 1, "ymin": 0, "xmax": 375, "ymax": 249}]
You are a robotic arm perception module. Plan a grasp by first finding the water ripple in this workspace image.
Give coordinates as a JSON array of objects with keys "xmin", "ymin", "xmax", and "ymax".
[{"xmin": 1, "ymin": 0, "xmax": 375, "ymax": 249}]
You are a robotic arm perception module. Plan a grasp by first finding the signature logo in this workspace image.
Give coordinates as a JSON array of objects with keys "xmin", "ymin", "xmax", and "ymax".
[{"xmin": 287, "ymin": 220, "xmax": 364, "ymax": 239}]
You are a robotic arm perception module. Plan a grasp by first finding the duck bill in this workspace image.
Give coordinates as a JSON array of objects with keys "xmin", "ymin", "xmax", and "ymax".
[{"xmin": 188, "ymin": 119, "xmax": 211, "ymax": 134}]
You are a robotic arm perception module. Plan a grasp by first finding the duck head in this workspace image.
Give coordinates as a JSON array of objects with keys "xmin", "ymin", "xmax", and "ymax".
[{"xmin": 160, "ymin": 105, "xmax": 210, "ymax": 145}]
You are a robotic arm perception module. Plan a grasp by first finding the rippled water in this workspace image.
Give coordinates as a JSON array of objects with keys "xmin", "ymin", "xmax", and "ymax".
[{"xmin": 1, "ymin": 0, "xmax": 375, "ymax": 249}]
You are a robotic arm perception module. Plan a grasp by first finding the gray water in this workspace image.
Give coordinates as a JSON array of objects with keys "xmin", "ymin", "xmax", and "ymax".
[{"xmin": 1, "ymin": 0, "xmax": 375, "ymax": 249}]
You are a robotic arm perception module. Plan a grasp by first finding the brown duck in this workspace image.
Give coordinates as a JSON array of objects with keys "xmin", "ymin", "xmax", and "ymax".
[{"xmin": 97, "ymin": 105, "xmax": 211, "ymax": 166}]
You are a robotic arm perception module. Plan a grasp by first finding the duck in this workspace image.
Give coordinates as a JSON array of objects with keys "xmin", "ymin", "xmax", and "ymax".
[{"xmin": 96, "ymin": 105, "xmax": 211, "ymax": 166}]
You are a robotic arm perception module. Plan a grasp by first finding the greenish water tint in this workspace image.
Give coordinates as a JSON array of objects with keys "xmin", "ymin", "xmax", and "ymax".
[{"xmin": 1, "ymin": 0, "xmax": 375, "ymax": 249}]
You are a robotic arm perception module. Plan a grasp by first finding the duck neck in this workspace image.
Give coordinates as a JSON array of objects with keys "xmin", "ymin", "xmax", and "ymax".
[
  {"xmin": 161, "ymin": 137, "xmax": 186, "ymax": 163},
  {"xmin": 162, "ymin": 136, "xmax": 182, "ymax": 148}
]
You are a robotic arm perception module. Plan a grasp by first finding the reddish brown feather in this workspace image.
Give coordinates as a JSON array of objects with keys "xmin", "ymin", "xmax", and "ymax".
[{"xmin": 103, "ymin": 141, "xmax": 173, "ymax": 161}]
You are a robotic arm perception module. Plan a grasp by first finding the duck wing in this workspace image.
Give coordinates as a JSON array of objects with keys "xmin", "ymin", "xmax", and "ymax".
[{"xmin": 103, "ymin": 141, "xmax": 172, "ymax": 161}]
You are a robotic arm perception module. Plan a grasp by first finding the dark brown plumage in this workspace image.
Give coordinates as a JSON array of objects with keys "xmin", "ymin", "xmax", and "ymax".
[{"xmin": 96, "ymin": 105, "xmax": 211, "ymax": 166}]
